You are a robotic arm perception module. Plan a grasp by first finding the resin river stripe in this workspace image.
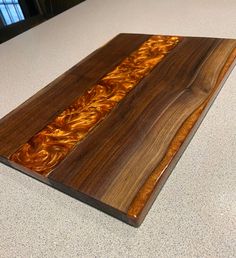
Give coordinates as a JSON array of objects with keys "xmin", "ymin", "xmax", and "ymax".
[{"xmin": 10, "ymin": 36, "xmax": 180, "ymax": 176}]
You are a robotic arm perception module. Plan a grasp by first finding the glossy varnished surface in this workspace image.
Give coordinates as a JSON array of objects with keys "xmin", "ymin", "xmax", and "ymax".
[
  {"xmin": 0, "ymin": 33, "xmax": 150, "ymax": 158},
  {"xmin": 9, "ymin": 36, "xmax": 180, "ymax": 176},
  {"xmin": 0, "ymin": 34, "xmax": 235, "ymax": 226}
]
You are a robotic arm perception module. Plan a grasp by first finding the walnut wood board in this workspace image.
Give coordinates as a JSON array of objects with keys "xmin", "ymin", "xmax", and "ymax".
[{"xmin": 0, "ymin": 34, "xmax": 235, "ymax": 227}]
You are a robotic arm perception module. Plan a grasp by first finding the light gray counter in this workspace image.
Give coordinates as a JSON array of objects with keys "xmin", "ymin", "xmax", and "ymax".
[{"xmin": 0, "ymin": 0, "xmax": 235, "ymax": 257}]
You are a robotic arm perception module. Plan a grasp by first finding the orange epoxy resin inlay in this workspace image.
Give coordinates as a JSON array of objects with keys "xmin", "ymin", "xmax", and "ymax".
[{"xmin": 10, "ymin": 36, "xmax": 180, "ymax": 176}]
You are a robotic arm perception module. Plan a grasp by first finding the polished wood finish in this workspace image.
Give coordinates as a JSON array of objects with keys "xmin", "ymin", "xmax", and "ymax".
[
  {"xmin": 0, "ymin": 34, "xmax": 235, "ymax": 226},
  {"xmin": 0, "ymin": 33, "xmax": 150, "ymax": 158},
  {"xmin": 9, "ymin": 36, "xmax": 180, "ymax": 176}
]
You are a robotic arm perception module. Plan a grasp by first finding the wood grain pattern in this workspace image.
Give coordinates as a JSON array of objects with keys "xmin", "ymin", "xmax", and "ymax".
[
  {"xmin": 9, "ymin": 35, "xmax": 180, "ymax": 176},
  {"xmin": 0, "ymin": 34, "xmax": 235, "ymax": 227},
  {"xmin": 0, "ymin": 33, "xmax": 150, "ymax": 158}
]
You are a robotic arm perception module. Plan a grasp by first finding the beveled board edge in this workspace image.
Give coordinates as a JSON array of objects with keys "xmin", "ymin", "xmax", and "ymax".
[
  {"xmin": 0, "ymin": 34, "xmax": 235, "ymax": 227},
  {"xmin": 126, "ymin": 46, "xmax": 236, "ymax": 227}
]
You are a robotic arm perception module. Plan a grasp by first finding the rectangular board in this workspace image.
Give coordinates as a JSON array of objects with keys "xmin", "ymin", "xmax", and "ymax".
[{"xmin": 0, "ymin": 34, "xmax": 235, "ymax": 227}]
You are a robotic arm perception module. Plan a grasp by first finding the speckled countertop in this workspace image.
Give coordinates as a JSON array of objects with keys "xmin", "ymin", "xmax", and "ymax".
[{"xmin": 0, "ymin": 0, "xmax": 235, "ymax": 257}]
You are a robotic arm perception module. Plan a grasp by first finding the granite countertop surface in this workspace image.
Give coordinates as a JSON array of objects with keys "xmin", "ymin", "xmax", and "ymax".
[{"xmin": 0, "ymin": 0, "xmax": 235, "ymax": 257}]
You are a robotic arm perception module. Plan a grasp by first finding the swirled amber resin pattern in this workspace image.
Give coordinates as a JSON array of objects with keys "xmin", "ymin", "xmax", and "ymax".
[{"xmin": 10, "ymin": 36, "xmax": 180, "ymax": 176}]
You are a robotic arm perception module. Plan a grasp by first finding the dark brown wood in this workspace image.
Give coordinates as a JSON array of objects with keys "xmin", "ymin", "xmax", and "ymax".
[
  {"xmin": 0, "ymin": 33, "xmax": 150, "ymax": 157},
  {"xmin": 0, "ymin": 34, "xmax": 235, "ymax": 227}
]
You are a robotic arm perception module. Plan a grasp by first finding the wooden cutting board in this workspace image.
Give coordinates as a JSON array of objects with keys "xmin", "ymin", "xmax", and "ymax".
[{"xmin": 0, "ymin": 34, "xmax": 235, "ymax": 227}]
